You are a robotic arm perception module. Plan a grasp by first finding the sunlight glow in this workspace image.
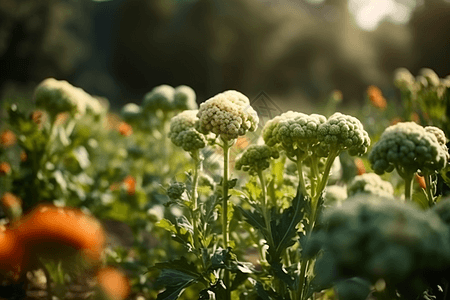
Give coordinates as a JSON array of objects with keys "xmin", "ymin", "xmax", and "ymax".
[{"xmin": 348, "ymin": 0, "xmax": 416, "ymax": 31}]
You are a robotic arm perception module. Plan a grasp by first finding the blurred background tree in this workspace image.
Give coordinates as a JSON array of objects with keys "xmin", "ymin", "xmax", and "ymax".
[{"xmin": 0, "ymin": 0, "xmax": 449, "ymax": 112}]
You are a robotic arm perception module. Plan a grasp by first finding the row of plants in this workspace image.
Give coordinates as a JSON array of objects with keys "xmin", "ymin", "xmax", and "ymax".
[{"xmin": 0, "ymin": 67, "xmax": 449, "ymax": 300}]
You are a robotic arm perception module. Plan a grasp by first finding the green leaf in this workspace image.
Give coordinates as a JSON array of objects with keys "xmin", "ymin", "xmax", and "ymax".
[
  {"xmin": 334, "ymin": 277, "xmax": 372, "ymax": 300},
  {"xmin": 236, "ymin": 206, "xmax": 266, "ymax": 238},
  {"xmin": 152, "ymin": 257, "xmax": 202, "ymax": 300},
  {"xmin": 269, "ymin": 191, "xmax": 309, "ymax": 259}
]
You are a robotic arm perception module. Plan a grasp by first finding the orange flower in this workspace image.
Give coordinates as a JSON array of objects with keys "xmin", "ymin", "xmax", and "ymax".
[
  {"xmin": 96, "ymin": 267, "xmax": 130, "ymax": 300},
  {"xmin": 390, "ymin": 117, "xmax": 403, "ymax": 125},
  {"xmin": 123, "ymin": 175, "xmax": 136, "ymax": 196},
  {"xmin": 354, "ymin": 158, "xmax": 366, "ymax": 175},
  {"xmin": 30, "ymin": 110, "xmax": 46, "ymax": 127},
  {"xmin": 55, "ymin": 112, "xmax": 69, "ymax": 125},
  {"xmin": 20, "ymin": 150, "xmax": 27, "ymax": 162},
  {"xmin": 14, "ymin": 204, "xmax": 105, "ymax": 264},
  {"xmin": 0, "ymin": 162, "xmax": 11, "ymax": 175},
  {"xmin": 0, "ymin": 227, "xmax": 27, "ymax": 281},
  {"xmin": 0, "ymin": 130, "xmax": 16, "ymax": 148},
  {"xmin": 109, "ymin": 182, "xmax": 121, "ymax": 192},
  {"xmin": 415, "ymin": 174, "xmax": 426, "ymax": 189},
  {"xmin": 235, "ymin": 136, "xmax": 250, "ymax": 150},
  {"xmin": 411, "ymin": 112, "xmax": 420, "ymax": 124},
  {"xmin": 367, "ymin": 85, "xmax": 387, "ymax": 110},
  {"xmin": 118, "ymin": 122, "xmax": 133, "ymax": 136},
  {"xmin": 1, "ymin": 193, "xmax": 22, "ymax": 209}
]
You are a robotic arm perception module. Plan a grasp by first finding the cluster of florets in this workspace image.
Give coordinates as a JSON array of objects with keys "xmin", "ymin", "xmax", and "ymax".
[
  {"xmin": 317, "ymin": 113, "xmax": 371, "ymax": 156},
  {"xmin": 195, "ymin": 90, "xmax": 259, "ymax": 141},
  {"xmin": 262, "ymin": 111, "xmax": 326, "ymax": 157},
  {"xmin": 307, "ymin": 195, "xmax": 450, "ymax": 298},
  {"xmin": 323, "ymin": 185, "xmax": 348, "ymax": 207},
  {"xmin": 34, "ymin": 78, "xmax": 104, "ymax": 119},
  {"xmin": 347, "ymin": 173, "xmax": 394, "ymax": 198},
  {"xmin": 169, "ymin": 110, "xmax": 206, "ymax": 152},
  {"xmin": 120, "ymin": 103, "xmax": 142, "ymax": 125},
  {"xmin": 143, "ymin": 85, "xmax": 197, "ymax": 113},
  {"xmin": 394, "ymin": 67, "xmax": 450, "ymax": 106},
  {"xmin": 262, "ymin": 112, "xmax": 370, "ymax": 159},
  {"xmin": 235, "ymin": 145, "xmax": 279, "ymax": 175},
  {"xmin": 369, "ymin": 122, "xmax": 448, "ymax": 176}
]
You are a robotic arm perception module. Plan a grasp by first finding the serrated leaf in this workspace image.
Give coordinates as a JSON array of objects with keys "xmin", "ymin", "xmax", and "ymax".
[
  {"xmin": 255, "ymin": 282, "xmax": 274, "ymax": 300},
  {"xmin": 270, "ymin": 191, "xmax": 309, "ymax": 259},
  {"xmin": 151, "ymin": 256, "xmax": 202, "ymax": 300},
  {"xmin": 157, "ymin": 219, "xmax": 177, "ymax": 235},
  {"xmin": 237, "ymin": 206, "xmax": 266, "ymax": 237}
]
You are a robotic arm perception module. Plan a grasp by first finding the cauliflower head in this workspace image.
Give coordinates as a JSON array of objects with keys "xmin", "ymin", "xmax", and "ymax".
[
  {"xmin": 317, "ymin": 112, "xmax": 370, "ymax": 156},
  {"xmin": 347, "ymin": 173, "xmax": 394, "ymax": 198},
  {"xmin": 143, "ymin": 84, "xmax": 198, "ymax": 113},
  {"xmin": 142, "ymin": 85, "xmax": 175, "ymax": 112},
  {"xmin": 173, "ymin": 85, "xmax": 197, "ymax": 110},
  {"xmin": 262, "ymin": 111, "xmax": 326, "ymax": 156},
  {"xmin": 120, "ymin": 103, "xmax": 142, "ymax": 123},
  {"xmin": 235, "ymin": 145, "xmax": 279, "ymax": 175},
  {"xmin": 369, "ymin": 122, "xmax": 448, "ymax": 176},
  {"xmin": 34, "ymin": 78, "xmax": 94, "ymax": 118},
  {"xmin": 196, "ymin": 90, "xmax": 259, "ymax": 140},
  {"xmin": 169, "ymin": 110, "xmax": 206, "ymax": 152},
  {"xmin": 324, "ymin": 185, "xmax": 348, "ymax": 207},
  {"xmin": 307, "ymin": 195, "xmax": 450, "ymax": 296}
]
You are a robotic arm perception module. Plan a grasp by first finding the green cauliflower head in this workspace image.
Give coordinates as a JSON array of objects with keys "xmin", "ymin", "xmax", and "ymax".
[
  {"xmin": 195, "ymin": 90, "xmax": 259, "ymax": 141},
  {"xmin": 347, "ymin": 173, "xmax": 394, "ymax": 198},
  {"xmin": 169, "ymin": 110, "xmax": 206, "ymax": 152},
  {"xmin": 120, "ymin": 103, "xmax": 142, "ymax": 124},
  {"xmin": 173, "ymin": 85, "xmax": 197, "ymax": 110},
  {"xmin": 235, "ymin": 144, "xmax": 279, "ymax": 175},
  {"xmin": 369, "ymin": 122, "xmax": 448, "ymax": 176},
  {"xmin": 142, "ymin": 84, "xmax": 197, "ymax": 113},
  {"xmin": 34, "ymin": 78, "xmax": 93, "ymax": 118},
  {"xmin": 262, "ymin": 111, "xmax": 326, "ymax": 157},
  {"xmin": 317, "ymin": 112, "xmax": 370, "ymax": 156}
]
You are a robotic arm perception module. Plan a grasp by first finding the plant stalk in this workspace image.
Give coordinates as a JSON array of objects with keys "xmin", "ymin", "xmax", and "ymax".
[
  {"xmin": 222, "ymin": 139, "xmax": 231, "ymax": 300},
  {"xmin": 424, "ymin": 173, "xmax": 435, "ymax": 206},
  {"xmin": 296, "ymin": 157, "xmax": 308, "ymax": 197},
  {"xmin": 191, "ymin": 150, "xmax": 202, "ymax": 249},
  {"xmin": 257, "ymin": 170, "xmax": 274, "ymax": 248}
]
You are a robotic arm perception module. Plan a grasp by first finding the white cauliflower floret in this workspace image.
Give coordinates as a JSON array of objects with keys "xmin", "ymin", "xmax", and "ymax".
[
  {"xmin": 34, "ymin": 78, "xmax": 94, "ymax": 118},
  {"xmin": 347, "ymin": 173, "xmax": 394, "ymax": 198},
  {"xmin": 169, "ymin": 110, "xmax": 206, "ymax": 152},
  {"xmin": 196, "ymin": 90, "xmax": 259, "ymax": 141}
]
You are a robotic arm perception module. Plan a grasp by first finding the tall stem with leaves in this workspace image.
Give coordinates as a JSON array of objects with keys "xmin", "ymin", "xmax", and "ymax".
[{"xmin": 221, "ymin": 138, "xmax": 232, "ymax": 300}]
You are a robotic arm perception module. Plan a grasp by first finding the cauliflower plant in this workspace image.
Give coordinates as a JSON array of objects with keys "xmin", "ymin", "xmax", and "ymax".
[
  {"xmin": 169, "ymin": 110, "xmax": 206, "ymax": 153},
  {"xmin": 235, "ymin": 145, "xmax": 279, "ymax": 175},
  {"xmin": 317, "ymin": 112, "xmax": 371, "ymax": 157},
  {"xmin": 143, "ymin": 84, "xmax": 197, "ymax": 113},
  {"xmin": 34, "ymin": 78, "xmax": 98, "ymax": 119},
  {"xmin": 262, "ymin": 111, "xmax": 326, "ymax": 158},
  {"xmin": 347, "ymin": 173, "xmax": 394, "ymax": 198},
  {"xmin": 307, "ymin": 195, "xmax": 450, "ymax": 299},
  {"xmin": 369, "ymin": 122, "xmax": 448, "ymax": 201},
  {"xmin": 369, "ymin": 122, "xmax": 447, "ymax": 177},
  {"xmin": 195, "ymin": 90, "xmax": 259, "ymax": 141}
]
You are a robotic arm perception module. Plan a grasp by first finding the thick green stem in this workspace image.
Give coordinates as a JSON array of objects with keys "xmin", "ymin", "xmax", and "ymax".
[
  {"xmin": 257, "ymin": 170, "xmax": 274, "ymax": 248},
  {"xmin": 221, "ymin": 139, "xmax": 231, "ymax": 300},
  {"xmin": 296, "ymin": 157, "xmax": 308, "ymax": 197},
  {"xmin": 191, "ymin": 151, "xmax": 202, "ymax": 249},
  {"xmin": 298, "ymin": 152, "xmax": 338, "ymax": 299},
  {"xmin": 424, "ymin": 173, "xmax": 435, "ymax": 207},
  {"xmin": 403, "ymin": 173, "xmax": 414, "ymax": 201}
]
